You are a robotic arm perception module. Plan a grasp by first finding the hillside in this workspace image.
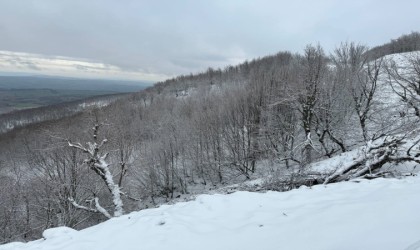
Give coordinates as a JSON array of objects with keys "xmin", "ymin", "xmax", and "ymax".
[
  {"xmin": 1, "ymin": 35, "xmax": 420, "ymax": 245},
  {"xmin": 2, "ymin": 174, "xmax": 420, "ymax": 250},
  {"xmin": 0, "ymin": 92, "xmax": 130, "ymax": 134},
  {"xmin": 0, "ymin": 89, "xmax": 118, "ymax": 115}
]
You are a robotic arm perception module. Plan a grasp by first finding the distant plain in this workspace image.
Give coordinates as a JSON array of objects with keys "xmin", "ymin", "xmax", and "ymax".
[{"xmin": 0, "ymin": 75, "xmax": 151, "ymax": 114}]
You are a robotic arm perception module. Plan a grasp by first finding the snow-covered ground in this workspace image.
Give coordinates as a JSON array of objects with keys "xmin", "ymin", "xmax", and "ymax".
[{"xmin": 2, "ymin": 175, "xmax": 420, "ymax": 250}]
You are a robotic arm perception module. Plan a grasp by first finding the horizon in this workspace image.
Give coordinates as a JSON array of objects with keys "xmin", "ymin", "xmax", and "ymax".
[
  {"xmin": 0, "ymin": 31, "xmax": 418, "ymax": 84},
  {"xmin": 0, "ymin": 70, "xmax": 155, "ymax": 85}
]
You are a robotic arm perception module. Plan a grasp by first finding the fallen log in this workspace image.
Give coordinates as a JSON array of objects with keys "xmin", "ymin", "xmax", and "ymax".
[{"xmin": 324, "ymin": 135, "xmax": 420, "ymax": 184}]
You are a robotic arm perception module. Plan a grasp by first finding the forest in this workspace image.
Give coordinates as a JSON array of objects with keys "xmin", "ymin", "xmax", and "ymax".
[{"xmin": 1, "ymin": 32, "xmax": 420, "ymax": 243}]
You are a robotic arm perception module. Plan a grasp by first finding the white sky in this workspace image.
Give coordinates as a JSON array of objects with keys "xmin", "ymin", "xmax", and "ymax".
[{"xmin": 0, "ymin": 0, "xmax": 419, "ymax": 82}]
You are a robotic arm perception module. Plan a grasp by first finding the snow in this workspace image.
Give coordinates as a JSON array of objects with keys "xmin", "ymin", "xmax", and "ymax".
[
  {"xmin": 310, "ymin": 148, "xmax": 360, "ymax": 173},
  {"xmin": 2, "ymin": 175, "xmax": 420, "ymax": 250},
  {"xmin": 42, "ymin": 227, "xmax": 77, "ymax": 241}
]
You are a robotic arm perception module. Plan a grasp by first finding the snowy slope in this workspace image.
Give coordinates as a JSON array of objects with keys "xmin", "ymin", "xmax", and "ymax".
[
  {"xmin": 376, "ymin": 51, "xmax": 420, "ymax": 115},
  {"xmin": 2, "ymin": 175, "xmax": 420, "ymax": 250}
]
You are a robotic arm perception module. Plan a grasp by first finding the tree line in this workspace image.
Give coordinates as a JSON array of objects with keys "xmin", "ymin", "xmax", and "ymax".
[{"xmin": 366, "ymin": 31, "xmax": 420, "ymax": 60}]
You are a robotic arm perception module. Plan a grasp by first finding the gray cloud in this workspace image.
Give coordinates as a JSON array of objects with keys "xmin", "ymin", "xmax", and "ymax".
[
  {"xmin": 0, "ymin": 0, "xmax": 419, "ymax": 80},
  {"xmin": 0, "ymin": 50, "xmax": 164, "ymax": 81}
]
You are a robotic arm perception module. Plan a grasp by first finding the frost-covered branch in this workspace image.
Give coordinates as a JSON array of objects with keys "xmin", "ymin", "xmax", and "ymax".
[
  {"xmin": 68, "ymin": 197, "xmax": 112, "ymax": 219},
  {"xmin": 67, "ymin": 121, "xmax": 124, "ymax": 218}
]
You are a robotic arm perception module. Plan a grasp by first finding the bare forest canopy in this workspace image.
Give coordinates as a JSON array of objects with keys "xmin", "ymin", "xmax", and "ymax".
[{"xmin": 1, "ymin": 32, "xmax": 420, "ymax": 244}]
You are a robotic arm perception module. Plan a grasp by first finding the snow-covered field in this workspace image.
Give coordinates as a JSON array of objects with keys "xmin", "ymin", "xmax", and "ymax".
[{"xmin": 2, "ymin": 175, "xmax": 420, "ymax": 250}]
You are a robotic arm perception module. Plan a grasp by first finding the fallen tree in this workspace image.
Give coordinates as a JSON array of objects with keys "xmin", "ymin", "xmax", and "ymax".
[{"xmin": 323, "ymin": 131, "xmax": 420, "ymax": 184}]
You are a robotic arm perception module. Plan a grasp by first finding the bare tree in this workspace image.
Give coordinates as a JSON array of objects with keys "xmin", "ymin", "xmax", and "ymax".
[
  {"xmin": 314, "ymin": 69, "xmax": 349, "ymax": 157},
  {"xmin": 332, "ymin": 42, "xmax": 383, "ymax": 142},
  {"xmin": 355, "ymin": 59, "xmax": 383, "ymax": 141},
  {"xmin": 386, "ymin": 52, "xmax": 420, "ymax": 117},
  {"xmin": 26, "ymin": 146, "xmax": 94, "ymax": 229},
  {"xmin": 67, "ymin": 117, "xmax": 124, "ymax": 219},
  {"xmin": 296, "ymin": 44, "xmax": 327, "ymax": 165}
]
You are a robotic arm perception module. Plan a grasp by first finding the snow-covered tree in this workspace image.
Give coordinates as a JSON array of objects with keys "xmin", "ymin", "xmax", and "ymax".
[{"xmin": 67, "ymin": 118, "xmax": 124, "ymax": 219}]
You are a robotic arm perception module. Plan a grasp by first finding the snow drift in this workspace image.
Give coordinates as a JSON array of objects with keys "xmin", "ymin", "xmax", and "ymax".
[{"xmin": 2, "ymin": 175, "xmax": 420, "ymax": 250}]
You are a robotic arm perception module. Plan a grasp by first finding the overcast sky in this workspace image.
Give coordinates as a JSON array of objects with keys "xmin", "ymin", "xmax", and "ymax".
[{"xmin": 0, "ymin": 0, "xmax": 419, "ymax": 82}]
